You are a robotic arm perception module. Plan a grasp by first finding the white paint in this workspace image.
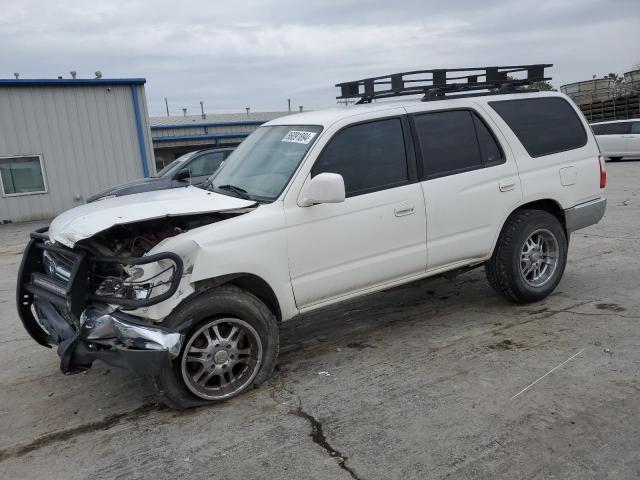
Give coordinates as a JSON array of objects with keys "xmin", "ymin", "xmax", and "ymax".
[
  {"xmin": 48, "ymin": 186, "xmax": 255, "ymax": 247},
  {"xmin": 559, "ymin": 166, "xmax": 577, "ymax": 186},
  {"xmin": 45, "ymin": 91, "xmax": 606, "ymax": 324},
  {"xmin": 298, "ymin": 172, "xmax": 345, "ymax": 207}
]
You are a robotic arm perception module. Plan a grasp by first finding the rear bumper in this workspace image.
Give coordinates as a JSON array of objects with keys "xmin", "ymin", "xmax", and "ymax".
[{"xmin": 565, "ymin": 197, "xmax": 607, "ymax": 234}]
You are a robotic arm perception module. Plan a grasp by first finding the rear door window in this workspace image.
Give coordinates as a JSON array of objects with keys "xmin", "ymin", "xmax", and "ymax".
[
  {"xmin": 412, "ymin": 110, "xmax": 504, "ymax": 179},
  {"xmin": 632, "ymin": 122, "xmax": 640, "ymax": 135},
  {"xmin": 489, "ymin": 97, "xmax": 587, "ymax": 157},
  {"xmin": 591, "ymin": 124, "xmax": 607, "ymax": 135},
  {"xmin": 413, "ymin": 110, "xmax": 482, "ymax": 178}
]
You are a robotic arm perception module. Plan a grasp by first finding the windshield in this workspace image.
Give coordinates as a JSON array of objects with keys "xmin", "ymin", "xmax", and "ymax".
[
  {"xmin": 209, "ymin": 125, "xmax": 322, "ymax": 202},
  {"xmin": 156, "ymin": 151, "xmax": 197, "ymax": 178}
]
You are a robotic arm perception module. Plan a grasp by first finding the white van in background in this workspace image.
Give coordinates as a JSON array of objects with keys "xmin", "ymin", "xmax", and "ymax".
[{"xmin": 592, "ymin": 120, "xmax": 640, "ymax": 160}]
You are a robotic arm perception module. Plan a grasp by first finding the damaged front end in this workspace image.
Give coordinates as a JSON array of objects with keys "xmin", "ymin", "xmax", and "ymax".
[
  {"xmin": 16, "ymin": 186, "xmax": 259, "ymax": 378},
  {"xmin": 17, "ymin": 226, "xmax": 187, "ymax": 375}
]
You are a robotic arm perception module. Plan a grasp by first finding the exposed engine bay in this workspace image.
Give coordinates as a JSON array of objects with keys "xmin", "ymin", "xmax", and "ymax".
[
  {"xmin": 81, "ymin": 213, "xmax": 227, "ymax": 257},
  {"xmin": 58, "ymin": 212, "xmax": 246, "ymax": 308}
]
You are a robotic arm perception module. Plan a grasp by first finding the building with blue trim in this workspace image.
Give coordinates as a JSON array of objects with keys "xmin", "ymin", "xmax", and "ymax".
[
  {"xmin": 0, "ymin": 77, "xmax": 154, "ymax": 222},
  {"xmin": 150, "ymin": 111, "xmax": 287, "ymax": 170}
]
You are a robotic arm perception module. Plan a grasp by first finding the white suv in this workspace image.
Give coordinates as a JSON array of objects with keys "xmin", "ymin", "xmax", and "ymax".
[
  {"xmin": 17, "ymin": 67, "xmax": 607, "ymax": 408},
  {"xmin": 591, "ymin": 119, "xmax": 640, "ymax": 160}
]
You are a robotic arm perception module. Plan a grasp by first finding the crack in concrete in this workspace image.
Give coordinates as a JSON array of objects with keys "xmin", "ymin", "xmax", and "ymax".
[
  {"xmin": 269, "ymin": 374, "xmax": 364, "ymax": 480},
  {"xmin": 290, "ymin": 407, "xmax": 363, "ymax": 480},
  {"xmin": 430, "ymin": 302, "xmax": 591, "ymax": 355},
  {"xmin": 0, "ymin": 403, "xmax": 164, "ymax": 462},
  {"xmin": 574, "ymin": 232, "xmax": 640, "ymax": 241},
  {"xmin": 0, "ymin": 337, "xmax": 31, "ymax": 346},
  {"xmin": 561, "ymin": 310, "xmax": 640, "ymax": 320}
]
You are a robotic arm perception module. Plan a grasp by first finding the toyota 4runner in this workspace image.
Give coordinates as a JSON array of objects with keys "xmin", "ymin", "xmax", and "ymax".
[{"xmin": 16, "ymin": 65, "xmax": 607, "ymax": 408}]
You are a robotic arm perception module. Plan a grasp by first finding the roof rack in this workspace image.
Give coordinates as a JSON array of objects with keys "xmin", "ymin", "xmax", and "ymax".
[{"xmin": 336, "ymin": 64, "xmax": 552, "ymax": 104}]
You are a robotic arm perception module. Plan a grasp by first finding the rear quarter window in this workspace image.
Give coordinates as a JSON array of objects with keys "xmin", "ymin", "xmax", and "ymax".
[{"xmin": 489, "ymin": 97, "xmax": 587, "ymax": 158}]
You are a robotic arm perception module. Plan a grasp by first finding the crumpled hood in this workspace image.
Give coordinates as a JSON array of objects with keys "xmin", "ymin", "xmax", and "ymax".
[{"xmin": 49, "ymin": 186, "xmax": 256, "ymax": 247}]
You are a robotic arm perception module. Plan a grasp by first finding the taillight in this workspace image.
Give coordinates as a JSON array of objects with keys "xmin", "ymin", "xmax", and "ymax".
[{"xmin": 598, "ymin": 155, "xmax": 606, "ymax": 189}]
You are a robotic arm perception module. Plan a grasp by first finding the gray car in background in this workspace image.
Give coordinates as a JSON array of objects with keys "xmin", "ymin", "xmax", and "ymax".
[{"xmin": 87, "ymin": 147, "xmax": 234, "ymax": 202}]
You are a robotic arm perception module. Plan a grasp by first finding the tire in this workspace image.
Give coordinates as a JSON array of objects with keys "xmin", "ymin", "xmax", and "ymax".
[
  {"xmin": 485, "ymin": 209, "xmax": 567, "ymax": 304},
  {"xmin": 608, "ymin": 157, "xmax": 622, "ymax": 161},
  {"xmin": 149, "ymin": 285, "xmax": 279, "ymax": 409}
]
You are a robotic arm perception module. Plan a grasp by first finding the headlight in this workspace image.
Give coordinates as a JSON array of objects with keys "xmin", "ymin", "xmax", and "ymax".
[{"xmin": 89, "ymin": 252, "xmax": 184, "ymax": 308}]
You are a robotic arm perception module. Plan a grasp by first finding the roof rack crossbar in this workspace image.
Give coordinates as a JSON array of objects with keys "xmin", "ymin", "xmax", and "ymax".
[{"xmin": 337, "ymin": 64, "xmax": 552, "ymax": 103}]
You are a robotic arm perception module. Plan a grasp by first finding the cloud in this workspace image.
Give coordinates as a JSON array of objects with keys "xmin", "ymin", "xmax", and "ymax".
[{"xmin": 1, "ymin": 0, "xmax": 638, "ymax": 115}]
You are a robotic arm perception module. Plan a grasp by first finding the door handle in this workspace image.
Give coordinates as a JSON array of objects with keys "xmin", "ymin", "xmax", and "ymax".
[
  {"xmin": 499, "ymin": 180, "xmax": 516, "ymax": 192},
  {"xmin": 394, "ymin": 204, "xmax": 415, "ymax": 217}
]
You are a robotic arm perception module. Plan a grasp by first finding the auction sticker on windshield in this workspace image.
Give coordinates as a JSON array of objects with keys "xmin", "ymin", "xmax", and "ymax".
[{"xmin": 282, "ymin": 130, "xmax": 317, "ymax": 144}]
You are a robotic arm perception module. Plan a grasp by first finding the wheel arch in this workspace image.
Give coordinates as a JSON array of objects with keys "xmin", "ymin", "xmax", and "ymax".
[
  {"xmin": 490, "ymin": 197, "xmax": 567, "ymax": 257},
  {"xmin": 193, "ymin": 273, "xmax": 283, "ymax": 322}
]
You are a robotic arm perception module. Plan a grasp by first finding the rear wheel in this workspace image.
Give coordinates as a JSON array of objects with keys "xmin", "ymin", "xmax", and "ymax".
[
  {"xmin": 485, "ymin": 209, "xmax": 567, "ymax": 303},
  {"xmin": 149, "ymin": 285, "xmax": 279, "ymax": 409}
]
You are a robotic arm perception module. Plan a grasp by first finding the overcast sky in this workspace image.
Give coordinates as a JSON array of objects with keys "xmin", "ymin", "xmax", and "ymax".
[{"xmin": 2, "ymin": 0, "xmax": 639, "ymax": 116}]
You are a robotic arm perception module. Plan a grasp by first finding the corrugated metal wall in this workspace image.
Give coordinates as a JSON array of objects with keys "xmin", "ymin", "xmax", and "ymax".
[{"xmin": 0, "ymin": 83, "xmax": 154, "ymax": 222}]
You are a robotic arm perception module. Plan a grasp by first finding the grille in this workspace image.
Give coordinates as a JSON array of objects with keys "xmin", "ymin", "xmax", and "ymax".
[{"xmin": 42, "ymin": 248, "xmax": 74, "ymax": 283}]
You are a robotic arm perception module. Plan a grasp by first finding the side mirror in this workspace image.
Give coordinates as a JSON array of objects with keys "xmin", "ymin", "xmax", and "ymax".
[
  {"xmin": 175, "ymin": 169, "xmax": 190, "ymax": 181},
  {"xmin": 299, "ymin": 173, "xmax": 346, "ymax": 207}
]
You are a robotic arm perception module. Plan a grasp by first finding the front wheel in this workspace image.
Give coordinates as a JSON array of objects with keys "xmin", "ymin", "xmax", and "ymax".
[
  {"xmin": 485, "ymin": 209, "xmax": 567, "ymax": 303},
  {"xmin": 149, "ymin": 285, "xmax": 279, "ymax": 409}
]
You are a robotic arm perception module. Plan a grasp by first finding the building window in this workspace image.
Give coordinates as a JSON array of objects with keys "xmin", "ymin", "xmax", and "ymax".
[{"xmin": 0, "ymin": 155, "xmax": 47, "ymax": 196}]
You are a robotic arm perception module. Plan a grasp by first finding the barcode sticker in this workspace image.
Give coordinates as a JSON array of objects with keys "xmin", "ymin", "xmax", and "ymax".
[{"xmin": 282, "ymin": 130, "xmax": 317, "ymax": 144}]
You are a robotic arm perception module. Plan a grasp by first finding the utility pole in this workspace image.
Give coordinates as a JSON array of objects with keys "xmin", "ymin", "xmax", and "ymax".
[
  {"xmin": 200, "ymin": 101, "xmax": 206, "ymax": 119},
  {"xmin": 299, "ymin": 105, "xmax": 303, "ymax": 112},
  {"xmin": 246, "ymin": 107, "xmax": 250, "ymax": 117},
  {"xmin": 288, "ymin": 98, "xmax": 291, "ymax": 113},
  {"xmin": 165, "ymin": 98, "xmax": 170, "ymax": 116},
  {"xmin": 182, "ymin": 108, "xmax": 187, "ymax": 117}
]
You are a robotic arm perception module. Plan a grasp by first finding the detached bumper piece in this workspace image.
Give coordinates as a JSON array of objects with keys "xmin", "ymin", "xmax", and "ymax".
[{"xmin": 16, "ymin": 227, "xmax": 183, "ymax": 375}]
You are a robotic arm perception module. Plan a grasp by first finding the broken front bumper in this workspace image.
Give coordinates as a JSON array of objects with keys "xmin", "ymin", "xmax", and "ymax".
[{"xmin": 16, "ymin": 228, "xmax": 184, "ymax": 375}]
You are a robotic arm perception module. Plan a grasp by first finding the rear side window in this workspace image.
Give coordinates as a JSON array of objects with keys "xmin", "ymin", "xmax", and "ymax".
[
  {"xmin": 489, "ymin": 97, "xmax": 587, "ymax": 157},
  {"xmin": 632, "ymin": 122, "xmax": 640, "ymax": 134},
  {"xmin": 312, "ymin": 118, "xmax": 408, "ymax": 197},
  {"xmin": 591, "ymin": 124, "xmax": 607, "ymax": 135},
  {"xmin": 412, "ymin": 110, "xmax": 504, "ymax": 179}
]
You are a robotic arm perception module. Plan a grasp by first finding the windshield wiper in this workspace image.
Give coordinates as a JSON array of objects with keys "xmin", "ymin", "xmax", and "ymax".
[{"xmin": 215, "ymin": 184, "xmax": 252, "ymax": 200}]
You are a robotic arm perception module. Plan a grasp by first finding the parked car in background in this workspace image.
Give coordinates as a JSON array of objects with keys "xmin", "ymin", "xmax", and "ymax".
[
  {"xmin": 591, "ymin": 120, "xmax": 640, "ymax": 160},
  {"xmin": 86, "ymin": 148, "xmax": 234, "ymax": 202}
]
